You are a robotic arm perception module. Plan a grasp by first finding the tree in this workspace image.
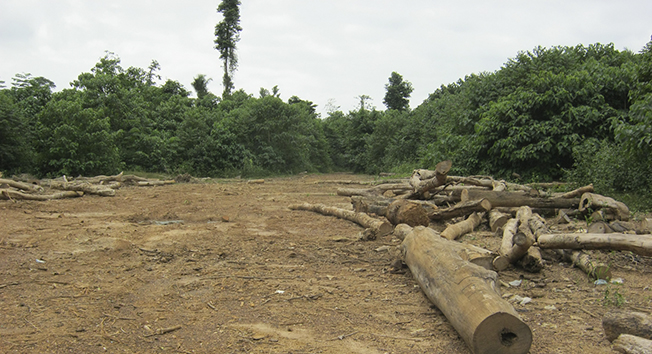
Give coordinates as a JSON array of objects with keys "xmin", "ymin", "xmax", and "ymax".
[
  {"xmin": 191, "ymin": 74, "xmax": 212, "ymax": 100},
  {"xmin": 215, "ymin": 0, "xmax": 242, "ymax": 98},
  {"xmin": 383, "ymin": 72, "xmax": 413, "ymax": 111}
]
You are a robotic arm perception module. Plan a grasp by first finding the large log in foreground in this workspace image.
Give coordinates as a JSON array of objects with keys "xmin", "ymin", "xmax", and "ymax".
[
  {"xmin": 288, "ymin": 203, "xmax": 393, "ymax": 238},
  {"xmin": 537, "ymin": 233, "xmax": 652, "ymax": 257},
  {"xmin": 401, "ymin": 226, "xmax": 532, "ymax": 354}
]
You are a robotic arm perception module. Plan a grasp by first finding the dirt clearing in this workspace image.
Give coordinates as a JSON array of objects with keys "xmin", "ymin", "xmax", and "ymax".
[{"xmin": 1, "ymin": 174, "xmax": 651, "ymax": 353}]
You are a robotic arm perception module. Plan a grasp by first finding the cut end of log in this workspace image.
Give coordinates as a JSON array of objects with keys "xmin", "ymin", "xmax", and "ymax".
[{"xmin": 473, "ymin": 312, "xmax": 532, "ymax": 354}]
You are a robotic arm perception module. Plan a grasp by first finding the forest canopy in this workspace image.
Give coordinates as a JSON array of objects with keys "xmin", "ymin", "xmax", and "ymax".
[{"xmin": 1, "ymin": 41, "xmax": 651, "ymax": 208}]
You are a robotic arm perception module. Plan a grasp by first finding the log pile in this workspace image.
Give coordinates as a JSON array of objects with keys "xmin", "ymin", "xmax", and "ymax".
[
  {"xmin": 0, "ymin": 172, "xmax": 176, "ymax": 201},
  {"xmin": 288, "ymin": 160, "xmax": 651, "ymax": 354}
]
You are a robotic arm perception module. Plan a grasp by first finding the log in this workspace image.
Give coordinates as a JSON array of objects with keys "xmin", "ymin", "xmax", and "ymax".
[
  {"xmin": 613, "ymin": 334, "xmax": 652, "ymax": 354},
  {"xmin": 489, "ymin": 209, "xmax": 511, "ymax": 233},
  {"xmin": 559, "ymin": 184, "xmax": 594, "ymax": 199},
  {"xmin": 537, "ymin": 233, "xmax": 652, "ymax": 257},
  {"xmin": 516, "ymin": 246, "xmax": 544, "ymax": 273},
  {"xmin": 0, "ymin": 189, "xmax": 82, "ymax": 201},
  {"xmin": 560, "ymin": 250, "xmax": 611, "ymax": 280},
  {"xmin": 0, "ymin": 178, "xmax": 43, "ymax": 193},
  {"xmin": 386, "ymin": 200, "xmax": 430, "ymax": 227},
  {"xmin": 447, "ymin": 176, "xmax": 495, "ymax": 189},
  {"xmin": 137, "ymin": 180, "xmax": 175, "ymax": 186},
  {"xmin": 588, "ymin": 221, "xmax": 614, "ymax": 234},
  {"xmin": 429, "ymin": 198, "xmax": 492, "ymax": 221},
  {"xmin": 579, "ymin": 193, "xmax": 630, "ymax": 221},
  {"xmin": 452, "ymin": 189, "xmax": 580, "ymax": 209},
  {"xmin": 48, "ymin": 181, "xmax": 116, "ymax": 196},
  {"xmin": 441, "ymin": 212, "xmax": 484, "ymax": 240},
  {"xmin": 499, "ymin": 218, "xmax": 533, "ymax": 263},
  {"xmin": 351, "ymin": 195, "xmax": 393, "ymax": 215},
  {"xmin": 289, "ymin": 203, "xmax": 393, "ymax": 238},
  {"xmin": 603, "ymin": 310, "xmax": 652, "ymax": 342},
  {"xmin": 401, "ymin": 226, "xmax": 532, "ymax": 354}
]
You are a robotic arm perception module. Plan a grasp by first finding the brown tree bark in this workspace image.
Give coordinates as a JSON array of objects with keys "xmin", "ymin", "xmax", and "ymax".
[
  {"xmin": 0, "ymin": 178, "xmax": 43, "ymax": 193},
  {"xmin": 48, "ymin": 181, "xmax": 116, "ymax": 196},
  {"xmin": 289, "ymin": 203, "xmax": 393, "ymax": 238},
  {"xmin": 429, "ymin": 198, "xmax": 492, "ymax": 221},
  {"xmin": 613, "ymin": 334, "xmax": 652, "ymax": 354},
  {"xmin": 604, "ymin": 310, "xmax": 652, "ymax": 342},
  {"xmin": 579, "ymin": 193, "xmax": 630, "ymax": 221},
  {"xmin": 537, "ymin": 233, "xmax": 652, "ymax": 257},
  {"xmin": 401, "ymin": 226, "xmax": 532, "ymax": 354},
  {"xmin": 0, "ymin": 189, "xmax": 82, "ymax": 201},
  {"xmin": 385, "ymin": 199, "xmax": 430, "ymax": 227},
  {"xmin": 489, "ymin": 209, "xmax": 511, "ymax": 233},
  {"xmin": 452, "ymin": 189, "xmax": 580, "ymax": 209},
  {"xmin": 559, "ymin": 184, "xmax": 594, "ymax": 199},
  {"xmin": 441, "ymin": 212, "xmax": 484, "ymax": 240}
]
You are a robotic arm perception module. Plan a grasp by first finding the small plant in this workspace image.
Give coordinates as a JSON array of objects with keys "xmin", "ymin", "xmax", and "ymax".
[{"xmin": 603, "ymin": 284, "xmax": 625, "ymax": 307}]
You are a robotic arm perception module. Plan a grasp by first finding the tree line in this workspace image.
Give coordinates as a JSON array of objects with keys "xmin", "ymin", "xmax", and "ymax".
[{"xmin": 1, "ymin": 41, "xmax": 651, "ymax": 207}]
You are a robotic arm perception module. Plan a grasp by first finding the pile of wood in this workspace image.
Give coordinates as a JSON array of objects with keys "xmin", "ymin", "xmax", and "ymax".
[
  {"xmin": 0, "ymin": 172, "xmax": 176, "ymax": 201},
  {"xmin": 289, "ymin": 161, "xmax": 652, "ymax": 354}
]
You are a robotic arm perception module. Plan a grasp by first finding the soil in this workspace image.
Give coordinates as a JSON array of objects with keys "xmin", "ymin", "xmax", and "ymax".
[{"xmin": 1, "ymin": 173, "xmax": 651, "ymax": 354}]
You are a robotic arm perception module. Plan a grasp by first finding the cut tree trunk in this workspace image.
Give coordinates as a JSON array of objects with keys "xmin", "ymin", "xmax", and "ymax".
[
  {"xmin": 429, "ymin": 198, "xmax": 492, "ymax": 221},
  {"xmin": 559, "ymin": 184, "xmax": 594, "ymax": 199},
  {"xmin": 48, "ymin": 181, "xmax": 116, "ymax": 196},
  {"xmin": 489, "ymin": 209, "xmax": 511, "ymax": 233},
  {"xmin": 401, "ymin": 226, "xmax": 532, "ymax": 354},
  {"xmin": 386, "ymin": 199, "xmax": 430, "ymax": 227},
  {"xmin": 0, "ymin": 189, "xmax": 82, "ymax": 201},
  {"xmin": 613, "ymin": 334, "xmax": 652, "ymax": 354},
  {"xmin": 138, "ymin": 180, "xmax": 175, "ymax": 186},
  {"xmin": 516, "ymin": 246, "xmax": 544, "ymax": 273},
  {"xmin": 579, "ymin": 193, "xmax": 630, "ymax": 221},
  {"xmin": 408, "ymin": 160, "xmax": 453, "ymax": 199},
  {"xmin": 441, "ymin": 212, "xmax": 484, "ymax": 240},
  {"xmin": 537, "ymin": 233, "xmax": 652, "ymax": 257},
  {"xmin": 452, "ymin": 190, "xmax": 580, "ymax": 209},
  {"xmin": 604, "ymin": 310, "xmax": 652, "ymax": 342},
  {"xmin": 0, "ymin": 178, "xmax": 43, "ymax": 193},
  {"xmin": 559, "ymin": 249, "xmax": 611, "ymax": 280},
  {"xmin": 289, "ymin": 203, "xmax": 393, "ymax": 239}
]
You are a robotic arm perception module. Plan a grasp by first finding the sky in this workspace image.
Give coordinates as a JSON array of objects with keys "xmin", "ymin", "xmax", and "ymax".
[{"xmin": 1, "ymin": 0, "xmax": 651, "ymax": 116}]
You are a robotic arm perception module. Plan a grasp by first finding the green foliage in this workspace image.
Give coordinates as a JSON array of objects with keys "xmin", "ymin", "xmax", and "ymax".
[
  {"xmin": 35, "ymin": 90, "xmax": 121, "ymax": 177},
  {"xmin": 0, "ymin": 91, "xmax": 32, "ymax": 173},
  {"xmin": 215, "ymin": 0, "xmax": 242, "ymax": 97},
  {"xmin": 603, "ymin": 284, "xmax": 625, "ymax": 307},
  {"xmin": 383, "ymin": 72, "xmax": 413, "ymax": 111}
]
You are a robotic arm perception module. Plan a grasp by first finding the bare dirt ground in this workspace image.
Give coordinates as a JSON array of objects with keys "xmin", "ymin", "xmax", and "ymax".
[{"xmin": 1, "ymin": 173, "xmax": 651, "ymax": 353}]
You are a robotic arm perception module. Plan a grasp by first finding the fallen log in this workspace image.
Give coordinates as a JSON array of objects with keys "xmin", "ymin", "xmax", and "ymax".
[
  {"xmin": 559, "ymin": 184, "xmax": 594, "ymax": 199},
  {"xmin": 0, "ymin": 178, "xmax": 43, "ymax": 193},
  {"xmin": 604, "ymin": 310, "xmax": 652, "ymax": 342},
  {"xmin": 0, "ymin": 189, "xmax": 82, "ymax": 201},
  {"xmin": 579, "ymin": 193, "xmax": 630, "ymax": 221},
  {"xmin": 560, "ymin": 249, "xmax": 611, "ymax": 280},
  {"xmin": 537, "ymin": 233, "xmax": 652, "ymax": 257},
  {"xmin": 386, "ymin": 200, "xmax": 430, "ymax": 227},
  {"xmin": 613, "ymin": 334, "xmax": 652, "ymax": 354},
  {"xmin": 289, "ymin": 203, "xmax": 393, "ymax": 238},
  {"xmin": 516, "ymin": 246, "xmax": 544, "ymax": 273},
  {"xmin": 138, "ymin": 180, "xmax": 176, "ymax": 186},
  {"xmin": 452, "ymin": 190, "xmax": 580, "ymax": 209},
  {"xmin": 409, "ymin": 160, "xmax": 452, "ymax": 191},
  {"xmin": 499, "ymin": 218, "xmax": 533, "ymax": 263},
  {"xmin": 401, "ymin": 226, "xmax": 532, "ymax": 354},
  {"xmin": 429, "ymin": 198, "xmax": 492, "ymax": 221},
  {"xmin": 48, "ymin": 181, "xmax": 116, "ymax": 196},
  {"xmin": 441, "ymin": 212, "xmax": 484, "ymax": 240},
  {"xmin": 489, "ymin": 209, "xmax": 511, "ymax": 233}
]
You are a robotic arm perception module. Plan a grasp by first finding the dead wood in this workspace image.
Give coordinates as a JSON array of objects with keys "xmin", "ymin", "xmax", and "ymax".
[
  {"xmin": 452, "ymin": 189, "xmax": 580, "ymax": 209},
  {"xmin": 559, "ymin": 250, "xmax": 611, "ymax": 280},
  {"xmin": 579, "ymin": 193, "xmax": 630, "ymax": 221},
  {"xmin": 489, "ymin": 209, "xmax": 511, "ymax": 232},
  {"xmin": 48, "ymin": 181, "xmax": 116, "ymax": 196},
  {"xmin": 337, "ymin": 182, "xmax": 411, "ymax": 197},
  {"xmin": 386, "ymin": 200, "xmax": 430, "ymax": 227},
  {"xmin": 408, "ymin": 160, "xmax": 452, "ymax": 198},
  {"xmin": 441, "ymin": 212, "xmax": 484, "ymax": 240},
  {"xmin": 516, "ymin": 246, "xmax": 544, "ymax": 273},
  {"xmin": 429, "ymin": 198, "xmax": 492, "ymax": 221},
  {"xmin": 401, "ymin": 226, "xmax": 532, "ymax": 354},
  {"xmin": 499, "ymin": 218, "xmax": 533, "ymax": 264},
  {"xmin": 0, "ymin": 178, "xmax": 43, "ymax": 193},
  {"xmin": 137, "ymin": 180, "xmax": 175, "ymax": 186},
  {"xmin": 612, "ymin": 334, "xmax": 652, "ymax": 354},
  {"xmin": 537, "ymin": 233, "xmax": 652, "ymax": 257},
  {"xmin": 603, "ymin": 310, "xmax": 652, "ymax": 342},
  {"xmin": 289, "ymin": 203, "xmax": 393, "ymax": 238},
  {"xmin": 559, "ymin": 184, "xmax": 594, "ymax": 199},
  {"xmin": 0, "ymin": 189, "xmax": 82, "ymax": 201}
]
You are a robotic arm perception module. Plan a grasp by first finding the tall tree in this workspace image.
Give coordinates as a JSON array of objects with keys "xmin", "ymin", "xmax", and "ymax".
[
  {"xmin": 214, "ymin": 0, "xmax": 242, "ymax": 98},
  {"xmin": 383, "ymin": 72, "xmax": 413, "ymax": 111},
  {"xmin": 191, "ymin": 74, "xmax": 212, "ymax": 100}
]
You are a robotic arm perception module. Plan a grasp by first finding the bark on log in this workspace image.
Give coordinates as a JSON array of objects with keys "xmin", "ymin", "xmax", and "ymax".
[
  {"xmin": 489, "ymin": 210, "xmax": 511, "ymax": 233},
  {"xmin": 613, "ymin": 334, "xmax": 652, "ymax": 354},
  {"xmin": 137, "ymin": 180, "xmax": 175, "ymax": 186},
  {"xmin": 499, "ymin": 218, "xmax": 533, "ymax": 263},
  {"xmin": 452, "ymin": 189, "xmax": 580, "ymax": 209},
  {"xmin": 289, "ymin": 203, "xmax": 393, "ymax": 238},
  {"xmin": 429, "ymin": 198, "xmax": 492, "ymax": 221},
  {"xmin": 559, "ymin": 184, "xmax": 594, "ymax": 199},
  {"xmin": 579, "ymin": 193, "xmax": 630, "ymax": 221},
  {"xmin": 441, "ymin": 212, "xmax": 484, "ymax": 240},
  {"xmin": 386, "ymin": 199, "xmax": 430, "ymax": 227},
  {"xmin": 559, "ymin": 250, "xmax": 611, "ymax": 280},
  {"xmin": 401, "ymin": 226, "xmax": 532, "ymax": 354},
  {"xmin": 537, "ymin": 233, "xmax": 652, "ymax": 257},
  {"xmin": 603, "ymin": 310, "xmax": 652, "ymax": 342},
  {"xmin": 516, "ymin": 246, "xmax": 544, "ymax": 273},
  {"xmin": 48, "ymin": 181, "xmax": 116, "ymax": 196},
  {"xmin": 0, "ymin": 189, "xmax": 82, "ymax": 201},
  {"xmin": 0, "ymin": 178, "xmax": 43, "ymax": 193}
]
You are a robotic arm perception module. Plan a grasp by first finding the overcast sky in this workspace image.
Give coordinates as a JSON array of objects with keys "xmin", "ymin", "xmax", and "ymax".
[{"xmin": 1, "ymin": 1, "xmax": 651, "ymax": 115}]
